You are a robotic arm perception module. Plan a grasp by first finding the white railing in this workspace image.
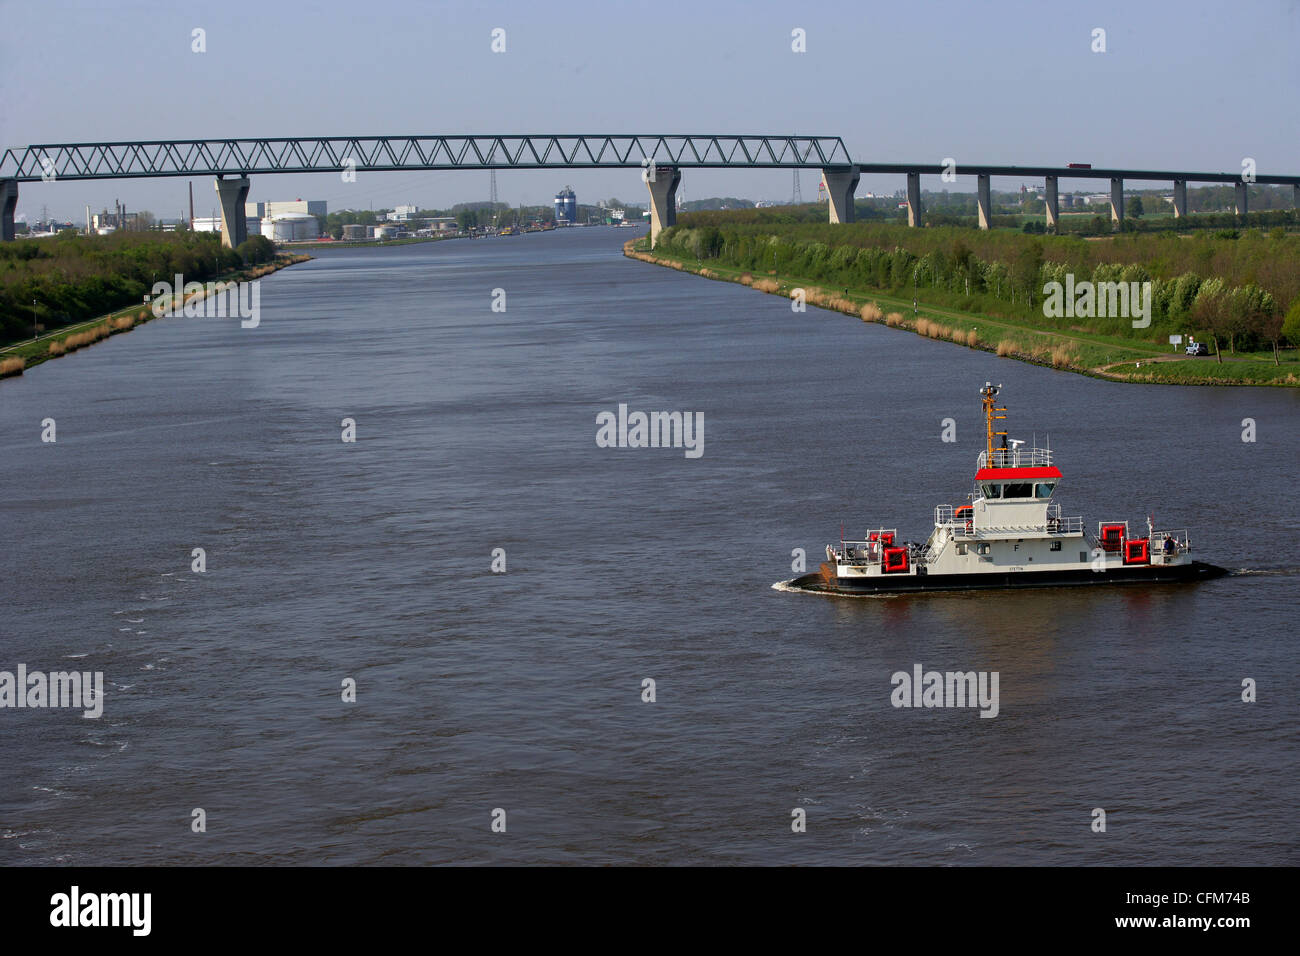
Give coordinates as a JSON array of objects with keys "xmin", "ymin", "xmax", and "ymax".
[
  {"xmin": 934, "ymin": 503, "xmax": 1081, "ymax": 535},
  {"xmin": 978, "ymin": 446, "xmax": 1053, "ymax": 469},
  {"xmin": 834, "ymin": 540, "xmax": 882, "ymax": 566},
  {"xmin": 1049, "ymin": 516, "xmax": 1084, "ymax": 534},
  {"xmin": 1149, "ymin": 529, "xmax": 1192, "ymax": 557},
  {"xmin": 832, "ymin": 530, "xmax": 900, "ymax": 566},
  {"xmin": 1090, "ymin": 524, "xmax": 1192, "ymax": 558},
  {"xmin": 935, "ymin": 504, "xmax": 962, "ymax": 526}
]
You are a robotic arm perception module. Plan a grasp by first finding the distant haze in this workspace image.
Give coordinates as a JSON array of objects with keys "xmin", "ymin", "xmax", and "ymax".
[{"xmin": 4, "ymin": 0, "xmax": 1296, "ymax": 221}]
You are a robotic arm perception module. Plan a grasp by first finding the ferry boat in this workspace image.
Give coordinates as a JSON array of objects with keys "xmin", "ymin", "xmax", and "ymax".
[{"xmin": 792, "ymin": 383, "xmax": 1227, "ymax": 594}]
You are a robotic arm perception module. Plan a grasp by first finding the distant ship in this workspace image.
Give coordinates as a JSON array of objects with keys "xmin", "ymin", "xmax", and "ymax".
[{"xmin": 790, "ymin": 383, "xmax": 1227, "ymax": 594}]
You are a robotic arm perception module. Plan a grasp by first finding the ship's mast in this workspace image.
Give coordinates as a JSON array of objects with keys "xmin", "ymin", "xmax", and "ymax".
[{"xmin": 981, "ymin": 382, "xmax": 1007, "ymax": 464}]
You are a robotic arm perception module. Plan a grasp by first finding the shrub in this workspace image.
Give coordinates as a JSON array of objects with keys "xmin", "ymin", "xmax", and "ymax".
[{"xmin": 1050, "ymin": 346, "xmax": 1074, "ymax": 367}]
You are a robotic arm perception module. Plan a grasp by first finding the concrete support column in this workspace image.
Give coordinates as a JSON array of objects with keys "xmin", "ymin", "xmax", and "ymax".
[
  {"xmin": 821, "ymin": 167, "xmax": 860, "ymax": 224},
  {"xmin": 1044, "ymin": 175, "xmax": 1058, "ymax": 230},
  {"xmin": 1, "ymin": 179, "xmax": 18, "ymax": 241},
  {"xmin": 1173, "ymin": 180, "xmax": 1187, "ymax": 218},
  {"xmin": 976, "ymin": 174, "xmax": 992, "ymax": 230},
  {"xmin": 214, "ymin": 176, "xmax": 251, "ymax": 249},
  {"xmin": 1234, "ymin": 181, "xmax": 1248, "ymax": 216},
  {"xmin": 1109, "ymin": 177, "xmax": 1124, "ymax": 229},
  {"xmin": 906, "ymin": 171, "xmax": 922, "ymax": 227},
  {"xmin": 644, "ymin": 166, "xmax": 680, "ymax": 247}
]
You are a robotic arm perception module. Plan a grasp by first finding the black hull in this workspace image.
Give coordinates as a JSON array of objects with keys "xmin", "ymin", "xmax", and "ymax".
[{"xmin": 793, "ymin": 561, "xmax": 1228, "ymax": 595}]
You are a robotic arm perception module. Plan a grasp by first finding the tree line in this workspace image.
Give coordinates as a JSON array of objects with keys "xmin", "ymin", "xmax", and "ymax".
[
  {"xmin": 0, "ymin": 231, "xmax": 277, "ymax": 343},
  {"xmin": 654, "ymin": 218, "xmax": 1300, "ymax": 361}
]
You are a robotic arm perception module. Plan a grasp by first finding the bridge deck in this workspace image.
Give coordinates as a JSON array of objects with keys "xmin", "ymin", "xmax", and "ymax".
[{"xmin": 3, "ymin": 136, "xmax": 1296, "ymax": 185}]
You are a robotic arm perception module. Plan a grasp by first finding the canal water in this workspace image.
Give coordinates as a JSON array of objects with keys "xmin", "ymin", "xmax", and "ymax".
[{"xmin": 2, "ymin": 227, "xmax": 1296, "ymax": 865}]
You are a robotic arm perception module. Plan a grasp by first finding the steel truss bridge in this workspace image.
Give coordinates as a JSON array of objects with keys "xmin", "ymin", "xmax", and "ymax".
[
  {"xmin": 0, "ymin": 135, "xmax": 853, "ymax": 181},
  {"xmin": 2, "ymin": 134, "xmax": 1297, "ymax": 244}
]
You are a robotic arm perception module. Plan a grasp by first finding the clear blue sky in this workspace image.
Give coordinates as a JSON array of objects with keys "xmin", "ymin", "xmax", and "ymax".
[{"xmin": 3, "ymin": 0, "xmax": 1296, "ymax": 221}]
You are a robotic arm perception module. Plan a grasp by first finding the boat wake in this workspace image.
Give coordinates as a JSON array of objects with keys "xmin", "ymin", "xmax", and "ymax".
[
  {"xmin": 772, "ymin": 579, "xmax": 817, "ymax": 594},
  {"xmin": 771, "ymin": 578, "xmax": 899, "ymax": 599}
]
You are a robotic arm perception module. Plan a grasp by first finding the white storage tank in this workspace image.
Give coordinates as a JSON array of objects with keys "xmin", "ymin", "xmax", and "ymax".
[
  {"xmin": 373, "ymin": 224, "xmax": 400, "ymax": 240},
  {"xmin": 261, "ymin": 212, "xmax": 320, "ymax": 241}
]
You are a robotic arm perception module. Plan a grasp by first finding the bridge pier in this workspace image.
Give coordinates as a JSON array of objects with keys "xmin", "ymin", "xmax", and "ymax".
[
  {"xmin": 906, "ymin": 172, "xmax": 922, "ymax": 226},
  {"xmin": 1173, "ymin": 180, "xmax": 1187, "ymax": 218},
  {"xmin": 1234, "ymin": 181, "xmax": 1248, "ymax": 216},
  {"xmin": 1110, "ymin": 177, "xmax": 1124, "ymax": 229},
  {"xmin": 214, "ymin": 176, "xmax": 250, "ymax": 249},
  {"xmin": 976, "ymin": 174, "xmax": 992, "ymax": 230},
  {"xmin": 821, "ymin": 167, "xmax": 859, "ymax": 223},
  {"xmin": 1, "ymin": 179, "xmax": 17, "ymax": 241},
  {"xmin": 1044, "ymin": 175, "xmax": 1058, "ymax": 230},
  {"xmin": 644, "ymin": 166, "xmax": 680, "ymax": 247}
]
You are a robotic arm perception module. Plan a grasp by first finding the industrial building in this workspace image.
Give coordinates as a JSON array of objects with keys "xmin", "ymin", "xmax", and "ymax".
[
  {"xmin": 90, "ymin": 201, "xmax": 137, "ymax": 233},
  {"xmin": 260, "ymin": 212, "xmax": 320, "ymax": 241},
  {"xmin": 242, "ymin": 199, "xmax": 326, "ymax": 238},
  {"xmin": 246, "ymin": 199, "xmax": 327, "ymax": 220},
  {"xmin": 554, "ymin": 186, "xmax": 576, "ymax": 224}
]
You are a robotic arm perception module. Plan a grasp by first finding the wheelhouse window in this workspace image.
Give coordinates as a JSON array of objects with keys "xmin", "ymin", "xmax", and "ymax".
[
  {"xmin": 981, "ymin": 483, "xmax": 1002, "ymax": 499},
  {"xmin": 1035, "ymin": 482, "xmax": 1056, "ymax": 498},
  {"xmin": 1003, "ymin": 482, "xmax": 1033, "ymax": 498}
]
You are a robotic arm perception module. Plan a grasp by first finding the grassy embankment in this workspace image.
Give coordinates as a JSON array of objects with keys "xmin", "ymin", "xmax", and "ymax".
[
  {"xmin": 0, "ymin": 253, "xmax": 310, "ymax": 380},
  {"xmin": 624, "ymin": 239, "xmax": 1299, "ymax": 387}
]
